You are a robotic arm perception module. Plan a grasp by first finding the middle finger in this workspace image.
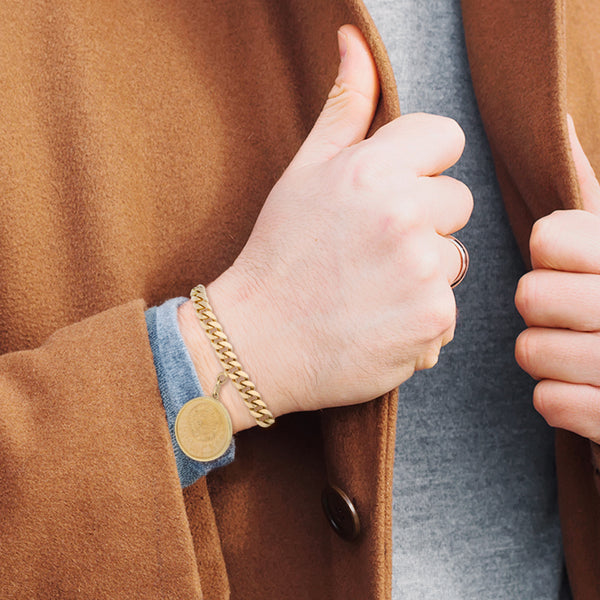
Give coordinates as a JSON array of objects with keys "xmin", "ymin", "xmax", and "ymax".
[{"xmin": 419, "ymin": 175, "xmax": 473, "ymax": 235}]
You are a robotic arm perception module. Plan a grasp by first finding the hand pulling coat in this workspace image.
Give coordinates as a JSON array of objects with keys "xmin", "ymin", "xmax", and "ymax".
[{"xmin": 0, "ymin": 0, "xmax": 599, "ymax": 598}]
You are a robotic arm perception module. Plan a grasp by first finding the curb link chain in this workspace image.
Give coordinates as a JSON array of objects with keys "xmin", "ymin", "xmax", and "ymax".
[{"xmin": 190, "ymin": 284, "xmax": 276, "ymax": 428}]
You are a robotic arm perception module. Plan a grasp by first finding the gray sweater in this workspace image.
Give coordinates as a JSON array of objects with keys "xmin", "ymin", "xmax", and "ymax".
[{"xmin": 362, "ymin": 0, "xmax": 566, "ymax": 598}]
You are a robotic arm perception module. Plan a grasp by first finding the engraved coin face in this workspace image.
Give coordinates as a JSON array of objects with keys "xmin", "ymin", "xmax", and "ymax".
[{"xmin": 175, "ymin": 397, "xmax": 232, "ymax": 462}]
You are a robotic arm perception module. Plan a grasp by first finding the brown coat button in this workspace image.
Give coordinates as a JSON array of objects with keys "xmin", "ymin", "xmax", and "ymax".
[{"xmin": 321, "ymin": 485, "xmax": 360, "ymax": 541}]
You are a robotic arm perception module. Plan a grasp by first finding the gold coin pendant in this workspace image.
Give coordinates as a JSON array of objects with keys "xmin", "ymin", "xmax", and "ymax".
[{"xmin": 175, "ymin": 396, "xmax": 232, "ymax": 462}]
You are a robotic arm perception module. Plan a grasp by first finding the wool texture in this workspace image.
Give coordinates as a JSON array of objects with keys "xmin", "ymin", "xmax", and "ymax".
[{"xmin": 0, "ymin": 0, "xmax": 599, "ymax": 598}]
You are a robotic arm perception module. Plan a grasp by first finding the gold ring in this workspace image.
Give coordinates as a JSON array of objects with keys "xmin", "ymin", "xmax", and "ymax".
[{"xmin": 447, "ymin": 235, "xmax": 469, "ymax": 289}]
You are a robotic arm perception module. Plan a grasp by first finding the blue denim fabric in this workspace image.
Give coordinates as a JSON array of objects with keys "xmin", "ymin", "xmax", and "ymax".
[{"xmin": 145, "ymin": 297, "xmax": 235, "ymax": 488}]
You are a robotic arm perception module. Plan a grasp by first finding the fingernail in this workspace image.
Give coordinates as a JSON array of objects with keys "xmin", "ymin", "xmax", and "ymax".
[{"xmin": 337, "ymin": 29, "xmax": 348, "ymax": 62}]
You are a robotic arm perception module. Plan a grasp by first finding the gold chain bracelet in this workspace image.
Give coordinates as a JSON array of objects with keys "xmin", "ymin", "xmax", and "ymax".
[{"xmin": 190, "ymin": 284, "xmax": 275, "ymax": 428}]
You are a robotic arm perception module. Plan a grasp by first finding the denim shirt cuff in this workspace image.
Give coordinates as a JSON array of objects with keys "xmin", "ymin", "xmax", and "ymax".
[{"xmin": 145, "ymin": 297, "xmax": 235, "ymax": 488}]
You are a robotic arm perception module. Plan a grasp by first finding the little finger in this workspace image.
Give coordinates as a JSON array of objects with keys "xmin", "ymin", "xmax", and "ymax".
[
  {"xmin": 516, "ymin": 327, "xmax": 600, "ymax": 386},
  {"xmin": 414, "ymin": 278, "xmax": 457, "ymax": 347},
  {"xmin": 533, "ymin": 380, "xmax": 600, "ymax": 444},
  {"xmin": 414, "ymin": 319, "xmax": 457, "ymax": 371}
]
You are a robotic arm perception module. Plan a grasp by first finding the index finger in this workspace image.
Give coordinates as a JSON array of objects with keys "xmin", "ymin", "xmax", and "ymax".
[{"xmin": 369, "ymin": 112, "xmax": 466, "ymax": 177}]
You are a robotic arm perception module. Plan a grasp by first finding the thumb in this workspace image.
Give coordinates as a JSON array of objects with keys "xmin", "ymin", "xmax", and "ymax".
[
  {"xmin": 290, "ymin": 24, "xmax": 380, "ymax": 169},
  {"xmin": 568, "ymin": 113, "xmax": 600, "ymax": 215}
]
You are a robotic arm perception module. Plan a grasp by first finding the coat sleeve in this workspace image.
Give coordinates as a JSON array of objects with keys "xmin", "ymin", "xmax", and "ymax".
[{"xmin": 0, "ymin": 299, "xmax": 204, "ymax": 599}]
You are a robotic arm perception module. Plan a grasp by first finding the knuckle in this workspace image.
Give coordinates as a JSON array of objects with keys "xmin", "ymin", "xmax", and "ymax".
[
  {"xmin": 439, "ymin": 115, "xmax": 466, "ymax": 148},
  {"xmin": 435, "ymin": 297, "xmax": 457, "ymax": 334},
  {"xmin": 529, "ymin": 214, "xmax": 557, "ymax": 264},
  {"xmin": 401, "ymin": 111, "xmax": 431, "ymax": 126},
  {"xmin": 404, "ymin": 112, "xmax": 464, "ymax": 141},
  {"xmin": 395, "ymin": 201, "xmax": 428, "ymax": 235},
  {"xmin": 532, "ymin": 382, "xmax": 559, "ymax": 426},
  {"xmin": 455, "ymin": 179, "xmax": 474, "ymax": 216},
  {"xmin": 426, "ymin": 294, "xmax": 457, "ymax": 339},
  {"xmin": 416, "ymin": 345, "xmax": 441, "ymax": 371},
  {"xmin": 412, "ymin": 245, "xmax": 441, "ymax": 283},
  {"xmin": 514, "ymin": 273, "xmax": 536, "ymax": 320},
  {"xmin": 440, "ymin": 176, "xmax": 473, "ymax": 228},
  {"xmin": 346, "ymin": 147, "xmax": 380, "ymax": 192},
  {"xmin": 376, "ymin": 202, "xmax": 427, "ymax": 247},
  {"xmin": 532, "ymin": 383, "xmax": 550, "ymax": 420},
  {"xmin": 441, "ymin": 321, "xmax": 456, "ymax": 347},
  {"xmin": 328, "ymin": 78, "xmax": 374, "ymax": 108},
  {"xmin": 514, "ymin": 329, "xmax": 536, "ymax": 373}
]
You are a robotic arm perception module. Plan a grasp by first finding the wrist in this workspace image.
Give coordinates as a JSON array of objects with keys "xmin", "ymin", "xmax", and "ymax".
[
  {"xmin": 177, "ymin": 269, "xmax": 290, "ymax": 433},
  {"xmin": 177, "ymin": 298, "xmax": 255, "ymax": 434}
]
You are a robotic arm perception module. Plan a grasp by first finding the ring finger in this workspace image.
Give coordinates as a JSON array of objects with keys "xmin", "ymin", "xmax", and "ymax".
[
  {"xmin": 516, "ymin": 327, "xmax": 600, "ymax": 386},
  {"xmin": 436, "ymin": 233, "xmax": 469, "ymax": 288},
  {"xmin": 516, "ymin": 270, "xmax": 600, "ymax": 331}
]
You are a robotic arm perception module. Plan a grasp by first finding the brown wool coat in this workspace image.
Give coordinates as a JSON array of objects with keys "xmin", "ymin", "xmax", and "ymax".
[{"xmin": 0, "ymin": 0, "xmax": 599, "ymax": 598}]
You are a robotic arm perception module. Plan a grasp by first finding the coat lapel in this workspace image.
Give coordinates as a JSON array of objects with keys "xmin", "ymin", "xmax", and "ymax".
[
  {"xmin": 462, "ymin": 0, "xmax": 600, "ymax": 597},
  {"xmin": 461, "ymin": 0, "xmax": 582, "ymax": 262}
]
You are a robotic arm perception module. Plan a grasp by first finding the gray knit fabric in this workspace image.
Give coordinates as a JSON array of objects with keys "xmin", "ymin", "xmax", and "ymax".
[{"xmin": 363, "ymin": 1, "xmax": 567, "ymax": 598}]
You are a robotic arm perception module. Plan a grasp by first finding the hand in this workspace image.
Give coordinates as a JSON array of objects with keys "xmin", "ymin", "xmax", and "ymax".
[
  {"xmin": 515, "ymin": 116, "xmax": 600, "ymax": 443},
  {"xmin": 180, "ymin": 25, "xmax": 473, "ymax": 432}
]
